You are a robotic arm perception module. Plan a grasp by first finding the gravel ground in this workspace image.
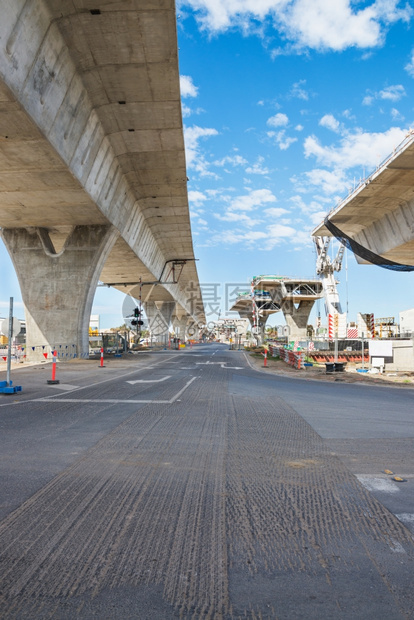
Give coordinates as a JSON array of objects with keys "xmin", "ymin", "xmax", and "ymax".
[{"xmin": 245, "ymin": 351, "xmax": 414, "ymax": 386}]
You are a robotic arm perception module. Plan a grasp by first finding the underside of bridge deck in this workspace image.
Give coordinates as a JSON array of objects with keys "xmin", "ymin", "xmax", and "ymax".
[{"xmin": 0, "ymin": 1, "xmax": 205, "ymax": 356}]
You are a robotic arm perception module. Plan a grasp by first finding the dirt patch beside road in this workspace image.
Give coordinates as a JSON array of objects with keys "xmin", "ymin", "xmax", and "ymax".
[{"xmin": 245, "ymin": 350, "xmax": 414, "ymax": 387}]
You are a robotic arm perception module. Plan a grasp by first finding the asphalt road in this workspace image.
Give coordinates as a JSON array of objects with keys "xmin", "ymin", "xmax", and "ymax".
[{"xmin": 0, "ymin": 343, "xmax": 413, "ymax": 619}]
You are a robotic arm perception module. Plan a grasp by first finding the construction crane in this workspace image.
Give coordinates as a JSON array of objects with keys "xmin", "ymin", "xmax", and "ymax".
[{"xmin": 314, "ymin": 237, "xmax": 347, "ymax": 337}]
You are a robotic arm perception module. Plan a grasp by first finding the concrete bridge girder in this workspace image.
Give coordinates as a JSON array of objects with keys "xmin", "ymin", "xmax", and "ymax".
[
  {"xmin": 312, "ymin": 136, "xmax": 414, "ymax": 265},
  {"xmin": 353, "ymin": 200, "xmax": 414, "ymax": 264},
  {"xmin": 0, "ymin": 1, "xmax": 206, "ymax": 351}
]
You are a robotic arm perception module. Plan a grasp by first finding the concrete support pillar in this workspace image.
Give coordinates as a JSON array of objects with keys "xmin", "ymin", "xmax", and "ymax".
[
  {"xmin": 281, "ymin": 300, "xmax": 314, "ymax": 341},
  {"xmin": 256, "ymin": 316, "xmax": 268, "ymax": 345},
  {"xmin": 172, "ymin": 316, "xmax": 189, "ymax": 341},
  {"xmin": 244, "ymin": 312, "xmax": 267, "ymax": 345},
  {"xmin": 2, "ymin": 225, "xmax": 118, "ymax": 359},
  {"xmin": 144, "ymin": 301, "xmax": 175, "ymax": 345}
]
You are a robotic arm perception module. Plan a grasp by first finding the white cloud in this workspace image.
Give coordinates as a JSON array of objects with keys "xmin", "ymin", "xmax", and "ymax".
[
  {"xmin": 213, "ymin": 230, "xmax": 269, "ymax": 246},
  {"xmin": 180, "ymin": 75, "xmax": 199, "ymax": 98},
  {"xmin": 303, "ymin": 168, "xmax": 349, "ymax": 195},
  {"xmin": 245, "ymin": 156, "xmax": 270, "ymax": 175},
  {"xmin": 179, "ymin": 0, "xmax": 413, "ymax": 51},
  {"xmin": 295, "ymin": 124, "xmax": 304, "ymax": 131},
  {"xmin": 289, "ymin": 79, "xmax": 309, "ymax": 100},
  {"xmin": 342, "ymin": 109, "xmax": 355, "ymax": 120},
  {"xmin": 309, "ymin": 210, "xmax": 330, "ymax": 226},
  {"xmin": 227, "ymin": 188, "xmax": 277, "ymax": 212},
  {"xmin": 304, "ymin": 126, "xmax": 408, "ymax": 171},
  {"xmin": 405, "ymin": 49, "xmax": 414, "ymax": 76},
  {"xmin": 214, "ymin": 211, "xmax": 259, "ymax": 226},
  {"xmin": 188, "ymin": 190, "xmax": 207, "ymax": 206},
  {"xmin": 268, "ymin": 129, "xmax": 298, "ymax": 150},
  {"xmin": 214, "ymin": 154, "xmax": 248, "ymax": 167},
  {"xmin": 264, "ymin": 207, "xmax": 289, "ymax": 217},
  {"xmin": 379, "ymin": 84, "xmax": 406, "ymax": 101},
  {"xmin": 267, "ymin": 223, "xmax": 296, "ymax": 237},
  {"xmin": 363, "ymin": 84, "xmax": 406, "ymax": 105},
  {"xmin": 391, "ymin": 107, "xmax": 404, "ymax": 120},
  {"xmin": 267, "ymin": 112, "xmax": 289, "ymax": 127},
  {"xmin": 184, "ymin": 125, "xmax": 219, "ymax": 175},
  {"xmin": 289, "ymin": 193, "xmax": 329, "ymax": 215},
  {"xmin": 319, "ymin": 114, "xmax": 340, "ymax": 132},
  {"xmin": 263, "ymin": 223, "xmax": 314, "ymax": 250},
  {"xmin": 182, "ymin": 103, "xmax": 193, "ymax": 118},
  {"xmin": 362, "ymin": 95, "xmax": 374, "ymax": 106}
]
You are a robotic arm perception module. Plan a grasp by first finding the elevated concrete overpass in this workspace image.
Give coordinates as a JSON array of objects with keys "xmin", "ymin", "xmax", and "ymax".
[
  {"xmin": 312, "ymin": 131, "xmax": 414, "ymax": 269},
  {"xmin": 0, "ymin": 1, "xmax": 204, "ymax": 357},
  {"xmin": 231, "ymin": 276, "xmax": 323, "ymax": 341}
]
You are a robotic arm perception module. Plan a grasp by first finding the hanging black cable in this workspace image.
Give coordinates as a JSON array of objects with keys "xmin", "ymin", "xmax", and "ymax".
[{"xmin": 323, "ymin": 216, "xmax": 414, "ymax": 272}]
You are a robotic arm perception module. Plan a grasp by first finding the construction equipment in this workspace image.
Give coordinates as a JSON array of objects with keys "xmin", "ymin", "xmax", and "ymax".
[{"xmin": 314, "ymin": 237, "xmax": 347, "ymax": 338}]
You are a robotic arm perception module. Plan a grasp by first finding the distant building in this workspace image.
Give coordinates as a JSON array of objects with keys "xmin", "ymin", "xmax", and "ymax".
[
  {"xmin": 89, "ymin": 314, "xmax": 100, "ymax": 335},
  {"xmin": 399, "ymin": 308, "xmax": 414, "ymax": 336}
]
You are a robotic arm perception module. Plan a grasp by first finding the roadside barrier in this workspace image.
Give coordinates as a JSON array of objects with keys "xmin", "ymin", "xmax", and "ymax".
[
  {"xmin": 47, "ymin": 350, "xmax": 60, "ymax": 384},
  {"xmin": 269, "ymin": 345, "xmax": 304, "ymax": 370}
]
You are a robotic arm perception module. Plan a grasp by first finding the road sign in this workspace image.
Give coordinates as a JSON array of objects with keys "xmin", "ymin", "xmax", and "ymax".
[{"xmin": 0, "ymin": 317, "xmax": 21, "ymax": 339}]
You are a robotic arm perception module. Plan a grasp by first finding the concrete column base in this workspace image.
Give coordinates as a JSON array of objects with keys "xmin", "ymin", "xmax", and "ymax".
[
  {"xmin": 255, "ymin": 318, "xmax": 268, "ymax": 345},
  {"xmin": 282, "ymin": 300, "xmax": 315, "ymax": 341},
  {"xmin": 144, "ymin": 301, "xmax": 175, "ymax": 345},
  {"xmin": 172, "ymin": 317, "xmax": 189, "ymax": 341},
  {"xmin": 2, "ymin": 226, "xmax": 118, "ymax": 360}
]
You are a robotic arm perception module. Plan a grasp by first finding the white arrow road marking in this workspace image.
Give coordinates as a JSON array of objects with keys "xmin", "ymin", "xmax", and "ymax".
[
  {"xmin": 196, "ymin": 362, "xmax": 225, "ymax": 365},
  {"xmin": 127, "ymin": 375, "xmax": 171, "ymax": 385},
  {"xmin": 195, "ymin": 362, "xmax": 243, "ymax": 370},
  {"xmin": 35, "ymin": 377, "xmax": 198, "ymax": 405}
]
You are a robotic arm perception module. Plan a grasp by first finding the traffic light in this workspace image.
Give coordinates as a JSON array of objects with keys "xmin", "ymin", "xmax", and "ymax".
[{"xmin": 131, "ymin": 307, "xmax": 143, "ymax": 327}]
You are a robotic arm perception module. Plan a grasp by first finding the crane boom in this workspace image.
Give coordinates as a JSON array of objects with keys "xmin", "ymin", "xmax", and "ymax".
[{"xmin": 314, "ymin": 237, "xmax": 346, "ymax": 333}]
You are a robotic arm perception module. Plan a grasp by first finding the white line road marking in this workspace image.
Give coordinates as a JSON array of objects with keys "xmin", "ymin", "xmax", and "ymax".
[
  {"xmin": 127, "ymin": 376, "xmax": 171, "ymax": 385},
  {"xmin": 356, "ymin": 475, "xmax": 400, "ymax": 493},
  {"xmin": 396, "ymin": 513, "xmax": 414, "ymax": 524},
  {"xmin": 36, "ymin": 399, "xmax": 170, "ymax": 404},
  {"xmin": 39, "ymin": 355, "xmax": 183, "ymax": 400},
  {"xmin": 35, "ymin": 377, "xmax": 198, "ymax": 406},
  {"xmin": 389, "ymin": 539, "xmax": 406, "ymax": 553},
  {"xmin": 0, "ymin": 353, "xmax": 187, "ymax": 408},
  {"xmin": 47, "ymin": 384, "xmax": 80, "ymax": 391},
  {"xmin": 169, "ymin": 377, "xmax": 198, "ymax": 403}
]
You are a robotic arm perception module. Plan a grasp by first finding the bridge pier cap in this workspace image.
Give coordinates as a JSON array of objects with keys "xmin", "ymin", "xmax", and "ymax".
[{"xmin": 2, "ymin": 226, "xmax": 118, "ymax": 359}]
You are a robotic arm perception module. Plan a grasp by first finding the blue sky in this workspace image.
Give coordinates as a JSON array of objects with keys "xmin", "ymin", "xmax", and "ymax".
[{"xmin": 1, "ymin": 0, "xmax": 414, "ymax": 328}]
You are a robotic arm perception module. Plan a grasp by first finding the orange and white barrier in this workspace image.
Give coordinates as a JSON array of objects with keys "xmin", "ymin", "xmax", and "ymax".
[{"xmin": 268, "ymin": 345, "xmax": 304, "ymax": 369}]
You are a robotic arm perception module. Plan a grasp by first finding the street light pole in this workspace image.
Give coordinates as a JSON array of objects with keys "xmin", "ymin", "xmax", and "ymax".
[{"xmin": 6, "ymin": 297, "xmax": 13, "ymax": 386}]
